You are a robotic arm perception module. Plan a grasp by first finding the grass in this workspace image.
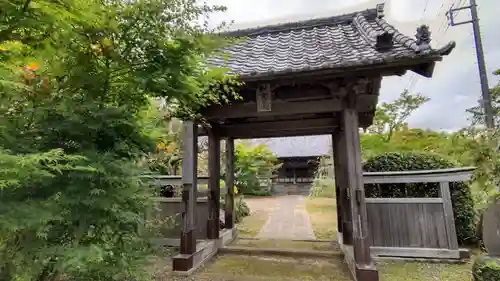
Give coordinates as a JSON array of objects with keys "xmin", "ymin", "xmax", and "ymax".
[
  {"xmin": 305, "ymin": 196, "xmax": 475, "ymax": 281},
  {"xmin": 378, "ymin": 260, "xmax": 473, "ymax": 281},
  {"xmin": 198, "ymin": 254, "xmax": 352, "ymax": 281},
  {"xmin": 157, "ymin": 195, "xmax": 475, "ymax": 281},
  {"xmin": 237, "ymin": 196, "xmax": 277, "ymax": 237},
  {"xmin": 304, "ymin": 197, "xmax": 337, "ymax": 239},
  {"xmin": 237, "ymin": 211, "xmax": 269, "ymax": 237},
  {"xmin": 232, "ymin": 238, "xmax": 338, "ymax": 252}
]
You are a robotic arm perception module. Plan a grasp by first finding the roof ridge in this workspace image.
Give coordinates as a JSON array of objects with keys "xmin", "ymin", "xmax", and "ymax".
[{"xmin": 219, "ymin": 7, "xmax": 378, "ymax": 38}]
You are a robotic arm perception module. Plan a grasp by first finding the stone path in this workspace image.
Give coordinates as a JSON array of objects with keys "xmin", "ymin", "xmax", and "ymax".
[{"xmin": 257, "ymin": 195, "xmax": 316, "ymax": 240}]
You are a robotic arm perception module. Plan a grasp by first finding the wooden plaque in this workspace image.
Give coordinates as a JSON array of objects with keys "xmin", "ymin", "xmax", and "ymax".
[{"xmin": 256, "ymin": 84, "xmax": 272, "ymax": 112}]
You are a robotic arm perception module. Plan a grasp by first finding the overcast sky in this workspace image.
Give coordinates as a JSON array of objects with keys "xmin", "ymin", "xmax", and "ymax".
[{"xmin": 204, "ymin": 0, "xmax": 500, "ymax": 131}]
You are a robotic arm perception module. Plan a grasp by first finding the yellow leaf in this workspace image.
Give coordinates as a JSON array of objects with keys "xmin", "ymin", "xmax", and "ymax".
[
  {"xmin": 25, "ymin": 63, "xmax": 40, "ymax": 71},
  {"xmin": 156, "ymin": 142, "xmax": 165, "ymax": 150},
  {"xmin": 165, "ymin": 143, "xmax": 176, "ymax": 153}
]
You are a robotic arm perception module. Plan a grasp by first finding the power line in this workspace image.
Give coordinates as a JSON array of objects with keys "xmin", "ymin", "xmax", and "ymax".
[
  {"xmin": 446, "ymin": 0, "xmax": 494, "ymax": 128},
  {"xmin": 405, "ymin": 0, "xmax": 457, "ymax": 93}
]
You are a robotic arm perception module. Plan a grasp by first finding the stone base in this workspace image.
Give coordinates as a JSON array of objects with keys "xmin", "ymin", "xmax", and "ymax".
[{"xmin": 172, "ymin": 228, "xmax": 237, "ymax": 275}]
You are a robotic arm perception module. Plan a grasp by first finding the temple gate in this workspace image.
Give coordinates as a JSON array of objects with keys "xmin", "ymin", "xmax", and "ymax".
[{"xmin": 171, "ymin": 3, "xmax": 456, "ymax": 281}]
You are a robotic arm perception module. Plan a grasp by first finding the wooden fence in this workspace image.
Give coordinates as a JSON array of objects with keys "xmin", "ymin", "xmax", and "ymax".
[
  {"xmin": 142, "ymin": 175, "xmax": 227, "ymax": 197},
  {"xmin": 363, "ymin": 167, "xmax": 474, "ymax": 259},
  {"xmin": 142, "ymin": 175, "xmax": 229, "ymax": 244}
]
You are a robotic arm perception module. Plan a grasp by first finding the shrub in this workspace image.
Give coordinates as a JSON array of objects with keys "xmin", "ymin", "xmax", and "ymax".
[
  {"xmin": 472, "ymin": 255, "xmax": 500, "ymax": 281},
  {"xmin": 235, "ymin": 142, "xmax": 281, "ymax": 195},
  {"xmin": 363, "ymin": 152, "xmax": 476, "ymax": 245},
  {"xmin": 310, "ymin": 155, "xmax": 335, "ymax": 198},
  {"xmin": 310, "ymin": 178, "xmax": 336, "ymax": 198},
  {"xmin": 244, "ymin": 189, "xmax": 272, "ymax": 197},
  {"xmin": 235, "ymin": 196, "xmax": 251, "ymax": 223}
]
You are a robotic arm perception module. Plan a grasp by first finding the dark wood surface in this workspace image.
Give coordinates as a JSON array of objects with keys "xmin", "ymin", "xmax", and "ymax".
[
  {"xmin": 207, "ymin": 126, "xmax": 221, "ymax": 239},
  {"xmin": 225, "ymin": 138, "xmax": 235, "ymax": 229},
  {"xmin": 179, "ymin": 121, "xmax": 198, "ymax": 256},
  {"xmin": 341, "ymin": 105, "xmax": 376, "ymax": 271}
]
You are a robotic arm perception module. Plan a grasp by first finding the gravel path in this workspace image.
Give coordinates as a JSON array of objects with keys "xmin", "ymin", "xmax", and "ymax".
[{"xmin": 257, "ymin": 195, "xmax": 316, "ymax": 240}]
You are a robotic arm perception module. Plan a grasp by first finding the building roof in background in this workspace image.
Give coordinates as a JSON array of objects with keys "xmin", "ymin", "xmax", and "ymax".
[
  {"xmin": 250, "ymin": 135, "xmax": 331, "ymax": 158},
  {"xmin": 207, "ymin": 3, "xmax": 455, "ymax": 80}
]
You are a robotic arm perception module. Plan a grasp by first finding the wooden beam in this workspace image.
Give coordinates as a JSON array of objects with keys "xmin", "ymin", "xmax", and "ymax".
[
  {"xmin": 198, "ymin": 114, "xmax": 375, "ymax": 137},
  {"xmin": 202, "ymin": 95, "xmax": 377, "ymax": 120},
  {"xmin": 365, "ymin": 198, "xmax": 444, "ymax": 204},
  {"xmin": 370, "ymin": 247, "xmax": 460, "ymax": 259},
  {"xmin": 225, "ymin": 138, "xmax": 235, "ymax": 229},
  {"xmin": 341, "ymin": 105, "xmax": 379, "ymax": 281},
  {"xmin": 439, "ymin": 182, "xmax": 459, "ymax": 250},
  {"xmin": 223, "ymin": 118, "xmax": 336, "ymax": 132},
  {"xmin": 363, "ymin": 167, "xmax": 474, "ymax": 184},
  {"xmin": 207, "ymin": 126, "xmax": 221, "ymax": 239},
  {"xmin": 179, "ymin": 121, "xmax": 198, "ymax": 258},
  {"xmin": 221, "ymin": 127, "xmax": 337, "ymax": 139}
]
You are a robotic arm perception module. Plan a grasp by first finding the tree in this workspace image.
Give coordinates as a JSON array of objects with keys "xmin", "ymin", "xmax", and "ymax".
[
  {"xmin": 366, "ymin": 89, "xmax": 430, "ymax": 142},
  {"xmin": 467, "ymin": 69, "xmax": 500, "ymax": 127},
  {"xmin": 234, "ymin": 142, "xmax": 281, "ymax": 195},
  {"xmin": 0, "ymin": 0, "xmax": 237, "ymax": 280}
]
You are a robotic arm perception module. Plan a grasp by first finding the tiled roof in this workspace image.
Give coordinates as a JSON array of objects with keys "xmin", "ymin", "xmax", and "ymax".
[
  {"xmin": 207, "ymin": 3, "xmax": 455, "ymax": 79},
  {"xmin": 250, "ymin": 135, "xmax": 331, "ymax": 158}
]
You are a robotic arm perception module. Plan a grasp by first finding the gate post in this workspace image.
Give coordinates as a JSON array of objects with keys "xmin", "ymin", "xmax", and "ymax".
[
  {"xmin": 225, "ymin": 137, "xmax": 235, "ymax": 229},
  {"xmin": 341, "ymin": 104, "xmax": 379, "ymax": 281},
  {"xmin": 207, "ymin": 125, "xmax": 221, "ymax": 239},
  {"xmin": 173, "ymin": 121, "xmax": 198, "ymax": 272},
  {"xmin": 332, "ymin": 132, "xmax": 352, "ymax": 245}
]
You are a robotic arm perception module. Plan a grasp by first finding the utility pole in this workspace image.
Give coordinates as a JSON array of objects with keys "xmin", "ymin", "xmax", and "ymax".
[{"xmin": 447, "ymin": 0, "xmax": 495, "ymax": 128}]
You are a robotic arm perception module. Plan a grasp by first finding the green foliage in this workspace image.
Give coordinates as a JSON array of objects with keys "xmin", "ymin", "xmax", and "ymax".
[
  {"xmin": 235, "ymin": 142, "xmax": 281, "ymax": 196},
  {"xmin": 460, "ymin": 128, "xmax": 500, "ymax": 209},
  {"xmin": 467, "ymin": 70, "xmax": 500, "ymax": 127},
  {"xmin": 472, "ymin": 255, "xmax": 500, "ymax": 281},
  {"xmin": 365, "ymin": 89, "xmax": 429, "ymax": 142},
  {"xmin": 310, "ymin": 155, "xmax": 336, "ymax": 198},
  {"xmin": 244, "ymin": 189, "xmax": 273, "ymax": 197},
  {"xmin": 235, "ymin": 196, "xmax": 251, "ymax": 223},
  {"xmin": 363, "ymin": 152, "xmax": 477, "ymax": 245},
  {"xmin": 143, "ymin": 213, "xmax": 181, "ymax": 239},
  {"xmin": 0, "ymin": 149, "xmax": 155, "ymax": 281},
  {"xmin": 360, "ymin": 128, "xmax": 475, "ymax": 163},
  {"xmin": 0, "ymin": 0, "xmax": 238, "ymax": 280}
]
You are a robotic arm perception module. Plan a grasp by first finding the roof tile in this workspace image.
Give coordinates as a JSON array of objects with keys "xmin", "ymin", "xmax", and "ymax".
[{"xmin": 208, "ymin": 3, "xmax": 455, "ymax": 79}]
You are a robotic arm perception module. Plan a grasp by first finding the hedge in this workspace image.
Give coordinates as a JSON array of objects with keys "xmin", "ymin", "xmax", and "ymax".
[
  {"xmin": 472, "ymin": 255, "xmax": 500, "ymax": 281},
  {"xmin": 363, "ymin": 152, "xmax": 476, "ymax": 245}
]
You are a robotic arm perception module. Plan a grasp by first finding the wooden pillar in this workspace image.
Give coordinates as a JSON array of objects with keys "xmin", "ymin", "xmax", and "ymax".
[
  {"xmin": 332, "ymin": 134, "xmax": 342, "ymax": 237},
  {"xmin": 207, "ymin": 125, "xmax": 221, "ymax": 239},
  {"xmin": 333, "ymin": 132, "xmax": 353, "ymax": 245},
  {"xmin": 173, "ymin": 121, "xmax": 198, "ymax": 272},
  {"xmin": 341, "ymin": 105, "xmax": 378, "ymax": 281},
  {"xmin": 225, "ymin": 137, "xmax": 235, "ymax": 229}
]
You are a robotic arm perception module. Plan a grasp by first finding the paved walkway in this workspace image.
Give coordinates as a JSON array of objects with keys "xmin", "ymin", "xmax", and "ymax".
[{"xmin": 257, "ymin": 195, "xmax": 316, "ymax": 240}]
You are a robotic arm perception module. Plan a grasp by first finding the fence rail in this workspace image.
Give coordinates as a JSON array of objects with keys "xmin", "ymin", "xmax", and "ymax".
[
  {"xmin": 145, "ymin": 168, "xmax": 474, "ymax": 259},
  {"xmin": 361, "ymin": 167, "xmax": 474, "ymax": 259}
]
